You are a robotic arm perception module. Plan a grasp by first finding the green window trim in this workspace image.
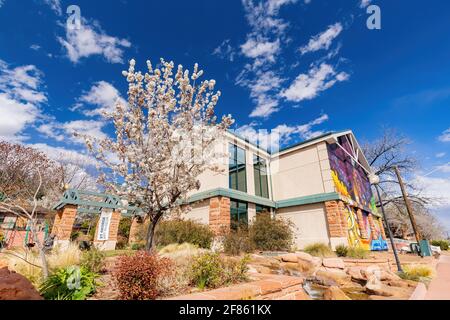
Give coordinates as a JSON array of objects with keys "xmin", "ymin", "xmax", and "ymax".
[
  {"xmin": 253, "ymin": 155, "xmax": 269, "ymax": 199},
  {"xmin": 230, "ymin": 199, "xmax": 248, "ymax": 230},
  {"xmin": 229, "ymin": 143, "xmax": 247, "ymax": 193}
]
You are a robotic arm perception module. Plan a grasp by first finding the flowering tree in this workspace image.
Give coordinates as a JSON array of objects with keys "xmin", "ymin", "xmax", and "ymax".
[{"xmin": 80, "ymin": 58, "xmax": 233, "ymax": 250}]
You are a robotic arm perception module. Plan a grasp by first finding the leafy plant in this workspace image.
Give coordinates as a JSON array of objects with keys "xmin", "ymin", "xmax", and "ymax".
[
  {"xmin": 335, "ymin": 245, "xmax": 349, "ymax": 257},
  {"xmin": 40, "ymin": 266, "xmax": 98, "ymax": 300},
  {"xmin": 347, "ymin": 246, "xmax": 368, "ymax": 259},
  {"xmin": 81, "ymin": 247, "xmax": 106, "ymax": 273},
  {"xmin": 118, "ymin": 217, "xmax": 132, "ymax": 239},
  {"xmin": 113, "ymin": 251, "xmax": 173, "ymax": 300},
  {"xmin": 431, "ymin": 240, "xmax": 449, "ymax": 251},
  {"xmin": 155, "ymin": 219, "xmax": 214, "ymax": 249},
  {"xmin": 131, "ymin": 243, "xmax": 145, "ymax": 250},
  {"xmin": 223, "ymin": 229, "xmax": 254, "ymax": 256},
  {"xmin": 249, "ymin": 213, "xmax": 293, "ymax": 251},
  {"xmin": 189, "ymin": 252, "xmax": 249, "ymax": 290},
  {"xmin": 399, "ymin": 265, "xmax": 433, "ymax": 282},
  {"xmin": 304, "ymin": 243, "xmax": 334, "ymax": 258}
]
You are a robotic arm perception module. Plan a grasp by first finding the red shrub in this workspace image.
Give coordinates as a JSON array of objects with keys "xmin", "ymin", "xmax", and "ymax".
[{"xmin": 113, "ymin": 251, "xmax": 173, "ymax": 300}]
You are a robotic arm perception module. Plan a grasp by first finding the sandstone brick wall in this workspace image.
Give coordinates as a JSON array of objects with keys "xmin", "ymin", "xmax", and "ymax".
[
  {"xmin": 209, "ymin": 196, "xmax": 230, "ymax": 235},
  {"xmin": 324, "ymin": 201, "xmax": 347, "ymax": 238},
  {"xmin": 51, "ymin": 205, "xmax": 77, "ymax": 241}
]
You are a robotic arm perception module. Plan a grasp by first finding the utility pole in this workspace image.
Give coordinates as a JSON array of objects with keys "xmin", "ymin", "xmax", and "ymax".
[{"xmin": 394, "ymin": 166, "xmax": 421, "ymax": 244}]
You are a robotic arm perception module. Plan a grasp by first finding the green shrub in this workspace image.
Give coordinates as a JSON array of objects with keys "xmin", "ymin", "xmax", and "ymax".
[
  {"xmin": 304, "ymin": 243, "xmax": 334, "ymax": 257},
  {"xmin": 40, "ymin": 266, "xmax": 98, "ymax": 300},
  {"xmin": 189, "ymin": 252, "xmax": 249, "ymax": 289},
  {"xmin": 347, "ymin": 246, "xmax": 369, "ymax": 259},
  {"xmin": 113, "ymin": 251, "xmax": 173, "ymax": 300},
  {"xmin": 431, "ymin": 240, "xmax": 449, "ymax": 251},
  {"xmin": 335, "ymin": 245, "xmax": 349, "ymax": 257},
  {"xmin": 155, "ymin": 219, "xmax": 214, "ymax": 249},
  {"xmin": 400, "ymin": 265, "xmax": 433, "ymax": 282},
  {"xmin": 81, "ymin": 248, "xmax": 106, "ymax": 273},
  {"xmin": 249, "ymin": 214, "xmax": 293, "ymax": 251},
  {"xmin": 118, "ymin": 217, "xmax": 132, "ymax": 238},
  {"xmin": 131, "ymin": 243, "xmax": 146, "ymax": 250},
  {"xmin": 116, "ymin": 235, "xmax": 129, "ymax": 250},
  {"xmin": 223, "ymin": 229, "xmax": 255, "ymax": 255}
]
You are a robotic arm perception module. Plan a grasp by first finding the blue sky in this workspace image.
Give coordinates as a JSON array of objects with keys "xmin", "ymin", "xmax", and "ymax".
[{"xmin": 0, "ymin": 0, "xmax": 449, "ymax": 231}]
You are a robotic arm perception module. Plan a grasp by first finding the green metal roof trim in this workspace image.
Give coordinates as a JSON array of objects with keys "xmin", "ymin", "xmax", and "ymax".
[
  {"xmin": 275, "ymin": 192, "xmax": 341, "ymax": 208},
  {"xmin": 186, "ymin": 188, "xmax": 341, "ymax": 209},
  {"xmin": 187, "ymin": 188, "xmax": 276, "ymax": 208},
  {"xmin": 53, "ymin": 189, "xmax": 142, "ymax": 217}
]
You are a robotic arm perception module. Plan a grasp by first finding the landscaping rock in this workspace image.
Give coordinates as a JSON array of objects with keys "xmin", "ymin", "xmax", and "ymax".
[
  {"xmin": 316, "ymin": 268, "xmax": 352, "ymax": 286},
  {"xmin": 295, "ymin": 252, "xmax": 314, "ymax": 263},
  {"xmin": 323, "ymin": 286, "xmax": 351, "ymax": 300},
  {"xmin": 346, "ymin": 267, "xmax": 366, "ymax": 282},
  {"xmin": 365, "ymin": 276, "xmax": 412, "ymax": 298},
  {"xmin": 281, "ymin": 253, "xmax": 298, "ymax": 263},
  {"xmin": 322, "ymin": 258, "xmax": 345, "ymax": 270},
  {"xmin": 250, "ymin": 265, "xmax": 273, "ymax": 275},
  {"xmin": 0, "ymin": 267, "xmax": 42, "ymax": 300},
  {"xmin": 379, "ymin": 270, "xmax": 402, "ymax": 282},
  {"xmin": 312, "ymin": 257, "xmax": 323, "ymax": 268}
]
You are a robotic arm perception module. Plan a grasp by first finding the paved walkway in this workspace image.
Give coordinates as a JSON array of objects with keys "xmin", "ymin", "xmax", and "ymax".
[{"xmin": 425, "ymin": 255, "xmax": 450, "ymax": 300}]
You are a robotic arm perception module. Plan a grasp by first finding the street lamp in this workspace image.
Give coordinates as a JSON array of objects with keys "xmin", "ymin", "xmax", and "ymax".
[{"xmin": 369, "ymin": 173, "xmax": 403, "ymax": 273}]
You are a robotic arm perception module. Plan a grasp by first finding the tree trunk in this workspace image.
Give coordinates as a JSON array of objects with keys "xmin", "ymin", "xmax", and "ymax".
[
  {"xmin": 145, "ymin": 218, "xmax": 159, "ymax": 252},
  {"xmin": 30, "ymin": 220, "xmax": 49, "ymax": 279}
]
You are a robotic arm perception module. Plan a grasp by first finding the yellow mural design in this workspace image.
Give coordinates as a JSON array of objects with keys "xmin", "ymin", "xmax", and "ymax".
[
  {"xmin": 331, "ymin": 170, "xmax": 350, "ymax": 198},
  {"xmin": 344, "ymin": 206, "xmax": 370, "ymax": 250}
]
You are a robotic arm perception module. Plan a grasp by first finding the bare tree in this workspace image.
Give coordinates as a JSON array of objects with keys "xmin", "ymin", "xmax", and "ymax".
[
  {"xmin": 0, "ymin": 170, "xmax": 49, "ymax": 279},
  {"xmin": 363, "ymin": 128, "xmax": 444, "ymax": 239}
]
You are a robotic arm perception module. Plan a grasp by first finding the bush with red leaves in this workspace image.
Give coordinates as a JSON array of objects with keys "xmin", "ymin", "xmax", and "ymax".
[{"xmin": 113, "ymin": 251, "xmax": 173, "ymax": 300}]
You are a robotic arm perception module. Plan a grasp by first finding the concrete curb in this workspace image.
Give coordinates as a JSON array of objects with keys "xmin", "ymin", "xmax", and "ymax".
[{"xmin": 409, "ymin": 283, "xmax": 427, "ymax": 300}]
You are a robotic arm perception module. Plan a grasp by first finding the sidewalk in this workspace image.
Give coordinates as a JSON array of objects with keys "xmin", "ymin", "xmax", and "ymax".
[{"xmin": 425, "ymin": 255, "xmax": 450, "ymax": 300}]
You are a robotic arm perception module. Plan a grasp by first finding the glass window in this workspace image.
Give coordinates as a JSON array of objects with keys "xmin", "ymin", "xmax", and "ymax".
[
  {"xmin": 230, "ymin": 200, "xmax": 248, "ymax": 230},
  {"xmin": 229, "ymin": 144, "xmax": 247, "ymax": 192},
  {"xmin": 253, "ymin": 155, "xmax": 269, "ymax": 198},
  {"xmin": 256, "ymin": 205, "xmax": 271, "ymax": 215}
]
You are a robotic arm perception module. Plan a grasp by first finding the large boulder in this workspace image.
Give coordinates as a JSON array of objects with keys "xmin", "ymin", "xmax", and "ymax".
[
  {"xmin": 323, "ymin": 286, "xmax": 351, "ymax": 300},
  {"xmin": 346, "ymin": 267, "xmax": 367, "ymax": 282},
  {"xmin": 295, "ymin": 252, "xmax": 314, "ymax": 263},
  {"xmin": 322, "ymin": 258, "xmax": 345, "ymax": 270},
  {"xmin": 280, "ymin": 253, "xmax": 298, "ymax": 263},
  {"xmin": 365, "ymin": 275, "xmax": 413, "ymax": 298},
  {"xmin": 316, "ymin": 267, "xmax": 353, "ymax": 286},
  {"xmin": 0, "ymin": 267, "xmax": 43, "ymax": 300}
]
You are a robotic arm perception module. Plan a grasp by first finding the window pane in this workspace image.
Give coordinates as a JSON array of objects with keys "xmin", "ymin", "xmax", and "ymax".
[
  {"xmin": 237, "ymin": 168, "xmax": 247, "ymax": 192},
  {"xmin": 229, "ymin": 172, "xmax": 237, "ymax": 190},
  {"xmin": 261, "ymin": 173, "xmax": 269, "ymax": 198},
  {"xmin": 254, "ymin": 168, "xmax": 261, "ymax": 197},
  {"xmin": 236, "ymin": 146, "xmax": 246, "ymax": 164}
]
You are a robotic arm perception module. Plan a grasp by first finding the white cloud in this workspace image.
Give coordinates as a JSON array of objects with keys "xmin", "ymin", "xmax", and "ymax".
[
  {"xmin": 30, "ymin": 143, "xmax": 100, "ymax": 167},
  {"xmin": 281, "ymin": 63, "xmax": 349, "ymax": 102},
  {"xmin": 0, "ymin": 60, "xmax": 47, "ymax": 140},
  {"xmin": 235, "ymin": 114, "xmax": 329, "ymax": 151},
  {"xmin": 58, "ymin": 18, "xmax": 131, "ymax": 64},
  {"xmin": 436, "ymin": 152, "xmax": 446, "ymax": 158},
  {"xmin": 360, "ymin": 0, "xmax": 372, "ymax": 8},
  {"xmin": 0, "ymin": 94, "xmax": 40, "ymax": 141},
  {"xmin": 241, "ymin": 38, "xmax": 280, "ymax": 62},
  {"xmin": 43, "ymin": 0, "xmax": 62, "ymax": 15},
  {"xmin": 0, "ymin": 0, "xmax": 5, "ymax": 8},
  {"xmin": 414, "ymin": 174, "xmax": 450, "ymax": 208},
  {"xmin": 79, "ymin": 81, "xmax": 126, "ymax": 117},
  {"xmin": 37, "ymin": 119, "xmax": 107, "ymax": 144},
  {"xmin": 300, "ymin": 23, "xmax": 343, "ymax": 55},
  {"xmin": 213, "ymin": 39, "xmax": 236, "ymax": 62},
  {"xmin": 30, "ymin": 44, "xmax": 41, "ymax": 51},
  {"xmin": 439, "ymin": 128, "xmax": 450, "ymax": 142}
]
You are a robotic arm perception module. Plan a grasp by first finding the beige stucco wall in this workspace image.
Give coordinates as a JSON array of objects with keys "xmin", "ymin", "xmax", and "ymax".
[
  {"xmin": 277, "ymin": 203, "xmax": 330, "ymax": 250},
  {"xmin": 271, "ymin": 142, "xmax": 334, "ymax": 201},
  {"xmin": 181, "ymin": 200, "xmax": 210, "ymax": 225}
]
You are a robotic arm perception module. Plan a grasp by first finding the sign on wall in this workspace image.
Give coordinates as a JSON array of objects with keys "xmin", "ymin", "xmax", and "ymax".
[{"xmin": 97, "ymin": 209, "xmax": 113, "ymax": 241}]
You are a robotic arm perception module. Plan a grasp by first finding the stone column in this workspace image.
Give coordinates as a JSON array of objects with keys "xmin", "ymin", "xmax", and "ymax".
[
  {"xmin": 93, "ymin": 210, "xmax": 121, "ymax": 251},
  {"xmin": 209, "ymin": 196, "xmax": 230, "ymax": 235},
  {"xmin": 356, "ymin": 209, "xmax": 369, "ymax": 239},
  {"xmin": 248, "ymin": 203, "xmax": 256, "ymax": 224},
  {"xmin": 129, "ymin": 216, "xmax": 145, "ymax": 245},
  {"xmin": 324, "ymin": 200, "xmax": 348, "ymax": 249},
  {"xmin": 52, "ymin": 204, "xmax": 77, "ymax": 250}
]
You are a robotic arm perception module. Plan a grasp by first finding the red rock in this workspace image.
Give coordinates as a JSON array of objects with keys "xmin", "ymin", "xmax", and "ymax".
[{"xmin": 0, "ymin": 267, "xmax": 43, "ymax": 300}]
